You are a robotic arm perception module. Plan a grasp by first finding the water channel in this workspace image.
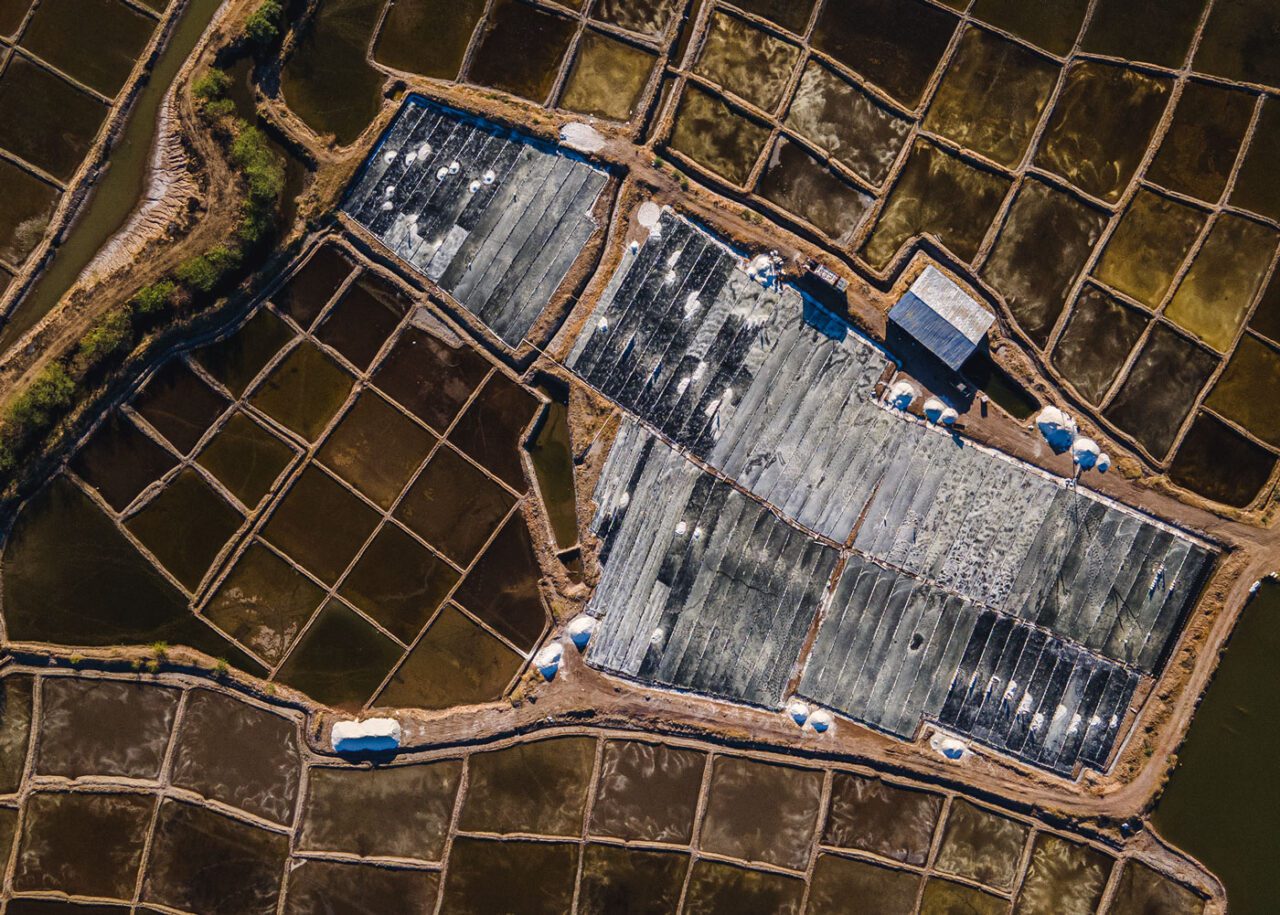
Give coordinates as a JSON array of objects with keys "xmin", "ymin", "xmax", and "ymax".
[
  {"xmin": 0, "ymin": 0, "xmax": 227, "ymax": 352},
  {"xmin": 1153, "ymin": 578, "xmax": 1280, "ymax": 915}
]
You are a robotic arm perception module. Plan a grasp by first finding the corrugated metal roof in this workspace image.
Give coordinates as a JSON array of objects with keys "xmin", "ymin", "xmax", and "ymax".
[{"xmin": 889, "ymin": 266, "xmax": 993, "ymax": 370}]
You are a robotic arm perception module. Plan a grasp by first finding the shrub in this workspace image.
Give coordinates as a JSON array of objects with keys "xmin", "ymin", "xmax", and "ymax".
[
  {"xmin": 131, "ymin": 279, "xmax": 178, "ymax": 316},
  {"xmin": 7, "ymin": 363, "xmax": 75, "ymax": 433},
  {"xmin": 192, "ymin": 67, "xmax": 231, "ymax": 101},
  {"xmin": 244, "ymin": 0, "xmax": 283, "ymax": 46},
  {"xmin": 176, "ymin": 244, "xmax": 241, "ymax": 294},
  {"xmin": 71, "ymin": 308, "xmax": 133, "ymax": 377}
]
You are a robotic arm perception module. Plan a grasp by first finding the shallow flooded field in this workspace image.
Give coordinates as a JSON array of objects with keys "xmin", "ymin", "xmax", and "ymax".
[
  {"xmin": 274, "ymin": 599, "xmax": 402, "ymax": 709},
  {"xmin": 560, "ymin": 30, "xmax": 656, "ymax": 121},
  {"xmin": 528, "ymin": 396, "xmax": 579, "ymax": 550},
  {"xmin": 373, "ymin": 0, "xmax": 486, "ymax": 80},
  {"xmin": 35, "ymin": 677, "xmax": 178, "ymax": 780},
  {"xmin": 758, "ymin": 136, "xmax": 870, "ymax": 244},
  {"xmin": 811, "ymin": 0, "xmax": 957, "ymax": 108},
  {"xmin": 196, "ymin": 411, "xmax": 297, "ymax": 509},
  {"xmin": 19, "ymin": 0, "xmax": 155, "ymax": 98},
  {"xmin": 317, "ymin": 390, "xmax": 436, "ymax": 509},
  {"xmin": 0, "ymin": 57, "xmax": 109, "ymax": 182},
  {"xmin": 0, "ymin": 160, "xmax": 58, "ymax": 269},
  {"xmin": 786, "ymin": 60, "xmax": 911, "ymax": 187},
  {"xmin": 823, "ymin": 772, "xmax": 943, "ymax": 865},
  {"xmin": 1052, "ymin": 286, "xmax": 1148, "ymax": 404},
  {"xmin": 981, "ymin": 178, "xmax": 1107, "ymax": 346},
  {"xmin": 203, "ymin": 542, "xmax": 325, "ymax": 664},
  {"xmin": 469, "ymin": 0, "xmax": 576, "ymax": 103},
  {"xmin": 970, "ymin": 0, "xmax": 1087, "ymax": 55},
  {"xmin": 1169, "ymin": 412, "xmax": 1276, "ymax": 508},
  {"xmin": 1093, "ymin": 190, "xmax": 1206, "ymax": 309},
  {"xmin": 668, "ymin": 83, "xmax": 771, "ymax": 185},
  {"xmin": 694, "ymin": 10, "xmax": 799, "ymax": 113},
  {"xmin": 1164, "ymin": 215, "xmax": 1278, "ymax": 353},
  {"xmin": 126, "ymin": 468, "xmax": 243, "ymax": 590},
  {"xmin": 1105, "ymin": 323, "xmax": 1218, "ymax": 459},
  {"xmin": 0, "ymin": 669, "xmax": 1222, "ymax": 913},
  {"xmin": 923, "ymin": 27, "xmax": 1058, "ymax": 169},
  {"xmin": 1145, "ymin": 81, "xmax": 1253, "ymax": 203},
  {"xmin": 864, "ymin": 139, "xmax": 1011, "ymax": 270},
  {"xmin": 1034, "ymin": 62, "xmax": 1170, "ymax": 203},
  {"xmin": 281, "ymin": 0, "xmax": 385, "ymax": 143},
  {"xmin": 1229, "ymin": 101, "xmax": 1280, "ymax": 222}
]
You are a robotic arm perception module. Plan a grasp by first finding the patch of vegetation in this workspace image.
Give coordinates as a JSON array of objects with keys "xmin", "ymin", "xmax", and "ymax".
[
  {"xmin": 0, "ymin": 59, "xmax": 289, "ymax": 495},
  {"xmin": 244, "ymin": 0, "xmax": 283, "ymax": 49}
]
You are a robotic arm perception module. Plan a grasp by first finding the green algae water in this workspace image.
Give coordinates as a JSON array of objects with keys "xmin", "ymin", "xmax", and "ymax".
[
  {"xmin": 1153, "ymin": 578, "xmax": 1280, "ymax": 915},
  {"xmin": 0, "ymin": 0, "xmax": 226, "ymax": 352}
]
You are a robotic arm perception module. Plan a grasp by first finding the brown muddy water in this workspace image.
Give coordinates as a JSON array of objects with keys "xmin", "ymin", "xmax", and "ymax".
[
  {"xmin": 452, "ymin": 515, "xmax": 548, "ymax": 650},
  {"xmin": 668, "ymin": 83, "xmax": 771, "ymax": 186},
  {"xmin": 1154, "ymin": 578, "xmax": 1280, "ymax": 915},
  {"xmin": 811, "ymin": 0, "xmax": 957, "ymax": 108},
  {"xmin": 272, "ymin": 242, "xmax": 354, "ymax": 328},
  {"xmin": 0, "ymin": 159, "xmax": 59, "ymax": 270},
  {"xmin": 1165, "ymin": 214, "xmax": 1278, "ymax": 353},
  {"xmin": 823, "ymin": 772, "xmax": 942, "ymax": 865},
  {"xmin": 315, "ymin": 274, "xmax": 407, "ymax": 369},
  {"xmin": 1015, "ymin": 832, "xmax": 1112, "ymax": 915},
  {"xmin": 300, "ymin": 761, "xmax": 461, "ymax": 859},
  {"xmin": 447, "ymin": 371, "xmax": 539, "ymax": 492},
  {"xmin": 261, "ymin": 465, "xmax": 380, "ymax": 584},
  {"xmin": 694, "ymin": 10, "xmax": 800, "ymax": 113},
  {"xmin": 372, "ymin": 324, "xmax": 492, "ymax": 432},
  {"xmin": 808, "ymin": 854, "xmax": 919, "ymax": 915},
  {"xmin": 195, "ymin": 409, "xmax": 298, "ymax": 509},
  {"xmin": 684, "ymin": 859, "xmax": 804, "ymax": 914},
  {"xmin": 1052, "ymin": 285, "xmax": 1149, "ymax": 405},
  {"xmin": 1082, "ymin": 0, "xmax": 1203, "ymax": 69},
  {"xmin": 964, "ymin": 351, "xmax": 1039, "ymax": 420},
  {"xmin": 920, "ymin": 878, "xmax": 1006, "ymax": 915},
  {"xmin": 203, "ymin": 541, "xmax": 326, "ymax": 665},
  {"xmin": 559, "ymin": 29, "xmax": 656, "ymax": 122},
  {"xmin": 1105, "ymin": 322, "xmax": 1218, "ymax": 459},
  {"xmin": 1206, "ymin": 334, "xmax": 1280, "ymax": 447},
  {"xmin": 71, "ymin": 411, "xmax": 178, "ymax": 511},
  {"xmin": 1194, "ymin": 0, "xmax": 1280, "ymax": 92},
  {"xmin": 142, "ymin": 799, "xmax": 289, "ymax": 915},
  {"xmin": 981, "ymin": 177, "xmax": 1107, "ymax": 347},
  {"xmin": 578, "ymin": 844, "xmax": 688, "ymax": 915},
  {"xmin": 528, "ymin": 395, "xmax": 579, "ymax": 551},
  {"xmin": 1230, "ymin": 99, "xmax": 1280, "ymax": 223},
  {"xmin": 923, "ymin": 26, "xmax": 1058, "ymax": 170},
  {"xmin": 395, "ymin": 445, "xmax": 515, "ymax": 565},
  {"xmin": 14, "ymin": 790, "xmax": 153, "ymax": 899},
  {"xmin": 700, "ymin": 756, "xmax": 823, "ymax": 870},
  {"xmin": 275, "ymin": 599, "xmax": 402, "ymax": 710},
  {"xmin": 970, "ymin": 0, "xmax": 1088, "ymax": 56},
  {"xmin": 592, "ymin": 0, "xmax": 681, "ymax": 39},
  {"xmin": 933, "ymin": 798, "xmax": 1029, "ymax": 890},
  {"xmin": 285, "ymin": 860, "xmax": 440, "ymax": 914},
  {"xmin": 786, "ymin": 59, "xmax": 911, "ymax": 187},
  {"xmin": 732, "ymin": 0, "xmax": 813, "ymax": 34},
  {"xmin": 377, "ymin": 602, "xmax": 522, "ymax": 708},
  {"xmin": 249, "ymin": 340, "xmax": 355, "ymax": 441},
  {"xmin": 339, "ymin": 523, "xmax": 459, "ymax": 642},
  {"xmin": 1034, "ymin": 61, "xmax": 1171, "ymax": 204},
  {"xmin": 35, "ymin": 677, "xmax": 179, "ymax": 780},
  {"xmin": 863, "ymin": 138, "xmax": 1011, "ymax": 270},
  {"xmin": 0, "ymin": 57, "xmax": 109, "ymax": 183},
  {"xmin": 442, "ymin": 837, "xmax": 579, "ymax": 915},
  {"xmin": 589, "ymin": 739, "xmax": 705, "ymax": 843},
  {"xmin": 459, "ymin": 736, "xmax": 596, "ymax": 835},
  {"xmin": 194, "ymin": 306, "xmax": 297, "ymax": 397},
  {"xmin": 281, "ymin": 0, "xmax": 385, "ymax": 145},
  {"xmin": 19, "ymin": 0, "xmax": 156, "ymax": 98},
  {"xmin": 373, "ymin": 0, "xmax": 486, "ymax": 80},
  {"xmin": 1145, "ymin": 80, "xmax": 1253, "ymax": 204},
  {"xmin": 1169, "ymin": 411, "xmax": 1276, "ymax": 508},
  {"xmin": 758, "ymin": 136, "xmax": 871, "ymax": 246},
  {"xmin": 318, "ymin": 390, "xmax": 435, "ymax": 508},
  {"xmin": 170, "ymin": 687, "xmax": 300, "ymax": 825},
  {"xmin": 133, "ymin": 358, "xmax": 231, "ymax": 454},
  {"xmin": 468, "ymin": 0, "xmax": 576, "ymax": 104},
  {"xmin": 124, "ymin": 466, "xmax": 243, "ymax": 590},
  {"xmin": 1093, "ymin": 189, "xmax": 1206, "ymax": 309}
]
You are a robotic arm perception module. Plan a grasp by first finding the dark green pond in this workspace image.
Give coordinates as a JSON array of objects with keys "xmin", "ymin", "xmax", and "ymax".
[{"xmin": 1154, "ymin": 579, "xmax": 1280, "ymax": 915}]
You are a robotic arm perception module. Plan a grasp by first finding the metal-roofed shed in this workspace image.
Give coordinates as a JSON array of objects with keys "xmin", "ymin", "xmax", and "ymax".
[{"xmin": 889, "ymin": 266, "xmax": 994, "ymax": 371}]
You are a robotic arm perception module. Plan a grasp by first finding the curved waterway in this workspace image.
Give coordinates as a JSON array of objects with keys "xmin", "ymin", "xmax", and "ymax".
[
  {"xmin": 1153, "ymin": 578, "xmax": 1280, "ymax": 915},
  {"xmin": 0, "ymin": 0, "xmax": 227, "ymax": 352}
]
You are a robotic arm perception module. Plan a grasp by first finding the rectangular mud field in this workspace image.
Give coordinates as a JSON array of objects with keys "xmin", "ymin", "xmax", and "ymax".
[
  {"xmin": 0, "ymin": 237, "xmax": 580, "ymax": 714},
  {"xmin": 0, "ymin": 669, "xmax": 1219, "ymax": 915},
  {"xmin": 343, "ymin": 97, "xmax": 610, "ymax": 348}
]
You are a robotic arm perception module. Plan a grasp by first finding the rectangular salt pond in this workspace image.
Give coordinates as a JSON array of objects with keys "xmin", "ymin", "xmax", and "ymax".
[{"xmin": 344, "ymin": 97, "xmax": 609, "ymax": 348}]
